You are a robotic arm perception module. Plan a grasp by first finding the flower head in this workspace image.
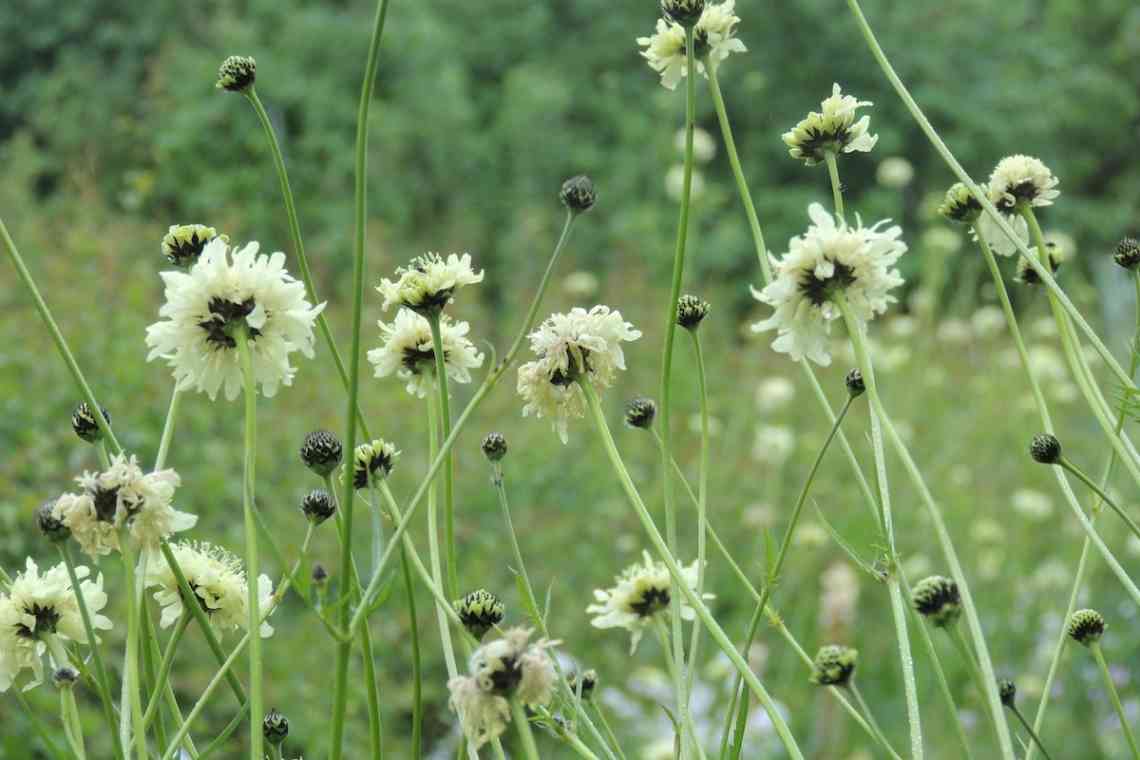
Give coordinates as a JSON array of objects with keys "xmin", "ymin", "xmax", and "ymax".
[
  {"xmin": 938, "ymin": 183, "xmax": 982, "ymax": 225},
  {"xmin": 162, "ymin": 225, "xmax": 223, "ymax": 268},
  {"xmin": 911, "ymin": 575, "xmax": 961, "ymax": 628},
  {"xmin": 568, "ymin": 669, "xmax": 598, "ymax": 699},
  {"xmin": 263, "ymin": 709, "xmax": 289, "ymax": 746},
  {"xmin": 751, "ymin": 203, "xmax": 905, "ymax": 366},
  {"xmin": 1115, "ymin": 238, "xmax": 1140, "ymax": 271},
  {"xmin": 810, "ymin": 644, "xmax": 857, "ymax": 686},
  {"xmin": 481, "ymin": 432, "xmax": 508, "ymax": 463},
  {"xmin": 782, "ymin": 84, "xmax": 878, "ymax": 166},
  {"xmin": 998, "ymin": 679, "xmax": 1017, "ymax": 707},
  {"xmin": 35, "ymin": 499, "xmax": 70, "ymax": 543},
  {"xmin": 661, "ymin": 0, "xmax": 705, "ymax": 25},
  {"xmin": 71, "ymin": 402, "xmax": 110, "ymax": 444},
  {"xmin": 145, "ymin": 238, "xmax": 326, "ymax": 401},
  {"xmin": 587, "ymin": 550, "xmax": 708, "ymax": 654},
  {"xmin": 447, "ymin": 675, "xmax": 510, "ymax": 749},
  {"xmin": 350, "ymin": 439, "xmax": 400, "ymax": 489},
  {"xmin": 517, "ymin": 306, "xmax": 641, "ymax": 443},
  {"xmin": 1029, "ymin": 433, "xmax": 1062, "ymax": 464},
  {"xmin": 844, "ymin": 368, "xmax": 866, "ymax": 398},
  {"xmin": 53, "ymin": 454, "xmax": 195, "ymax": 556},
  {"xmin": 0, "ymin": 558, "xmax": 110, "ymax": 692},
  {"xmin": 1016, "ymin": 242, "xmax": 1062, "ymax": 285},
  {"xmin": 454, "ymin": 589, "xmax": 505, "ymax": 640},
  {"xmin": 146, "ymin": 541, "xmax": 275, "ymax": 637},
  {"xmin": 973, "ymin": 210, "xmax": 1031, "ymax": 258},
  {"xmin": 624, "ymin": 397, "xmax": 658, "ymax": 430},
  {"xmin": 366, "ymin": 309, "xmax": 484, "ymax": 398},
  {"xmin": 1067, "ymin": 608, "xmax": 1105, "ymax": 646},
  {"xmin": 637, "ymin": 2, "xmax": 746, "ymax": 91},
  {"xmin": 300, "ymin": 430, "xmax": 343, "ymax": 477},
  {"xmin": 376, "ymin": 253, "xmax": 483, "ymax": 315},
  {"xmin": 560, "ymin": 175, "xmax": 597, "ymax": 214},
  {"xmin": 677, "ymin": 294, "xmax": 709, "ymax": 330},
  {"xmin": 300, "ymin": 489, "xmax": 336, "ymax": 526},
  {"xmin": 988, "ymin": 155, "xmax": 1060, "ymax": 211},
  {"xmin": 217, "ymin": 55, "xmax": 256, "ymax": 92}
]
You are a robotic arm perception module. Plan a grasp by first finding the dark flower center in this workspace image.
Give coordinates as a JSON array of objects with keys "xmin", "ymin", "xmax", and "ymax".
[
  {"xmin": 92, "ymin": 486, "xmax": 121, "ymax": 522},
  {"xmin": 16, "ymin": 604, "xmax": 61, "ymax": 639},
  {"xmin": 488, "ymin": 656, "xmax": 523, "ymax": 695},
  {"xmin": 629, "ymin": 586, "xmax": 671, "ymax": 617},
  {"xmin": 198, "ymin": 297, "xmax": 262, "ymax": 349},
  {"xmin": 798, "ymin": 260, "xmax": 857, "ymax": 306},
  {"xmin": 797, "ymin": 124, "xmax": 852, "ymax": 159},
  {"xmin": 550, "ymin": 351, "xmax": 592, "ymax": 387},
  {"xmin": 401, "ymin": 345, "xmax": 446, "ymax": 374}
]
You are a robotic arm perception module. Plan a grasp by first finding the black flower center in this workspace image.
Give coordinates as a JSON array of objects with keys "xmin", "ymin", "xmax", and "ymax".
[
  {"xmin": 630, "ymin": 586, "xmax": 671, "ymax": 617},
  {"xmin": 550, "ymin": 351, "xmax": 592, "ymax": 387},
  {"xmin": 488, "ymin": 656, "xmax": 523, "ymax": 695},
  {"xmin": 401, "ymin": 345, "xmax": 446, "ymax": 374},
  {"xmin": 16, "ymin": 604, "xmax": 61, "ymax": 639},
  {"xmin": 198, "ymin": 297, "xmax": 262, "ymax": 349},
  {"xmin": 797, "ymin": 124, "xmax": 853, "ymax": 159},
  {"xmin": 798, "ymin": 260, "xmax": 857, "ymax": 306},
  {"xmin": 92, "ymin": 486, "xmax": 120, "ymax": 522}
]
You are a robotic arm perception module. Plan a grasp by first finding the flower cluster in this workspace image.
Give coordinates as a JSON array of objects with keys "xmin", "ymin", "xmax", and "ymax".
[
  {"xmin": 52, "ymin": 454, "xmax": 195, "ymax": 556},
  {"xmin": 367, "ymin": 308, "xmax": 484, "ymax": 397},
  {"xmin": 637, "ymin": 1, "xmax": 746, "ymax": 91},
  {"xmin": 751, "ymin": 203, "xmax": 905, "ymax": 366},
  {"xmin": 517, "ymin": 306, "xmax": 641, "ymax": 443},
  {"xmin": 146, "ymin": 238, "xmax": 326, "ymax": 401},
  {"xmin": 447, "ymin": 628, "xmax": 558, "ymax": 748},
  {"xmin": 782, "ymin": 84, "xmax": 878, "ymax": 166},
  {"xmin": 0, "ymin": 558, "xmax": 111, "ymax": 692}
]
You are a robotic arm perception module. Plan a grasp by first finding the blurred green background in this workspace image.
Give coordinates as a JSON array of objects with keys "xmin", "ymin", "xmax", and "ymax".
[{"xmin": 3, "ymin": 0, "xmax": 1140, "ymax": 757}]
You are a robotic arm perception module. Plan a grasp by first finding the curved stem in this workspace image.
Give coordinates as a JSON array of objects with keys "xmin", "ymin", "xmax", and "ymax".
[
  {"xmin": 236, "ymin": 330, "xmax": 262, "ymax": 760},
  {"xmin": 1060, "ymin": 458, "xmax": 1140, "ymax": 543},
  {"xmin": 1009, "ymin": 704, "xmax": 1056, "ymax": 760},
  {"xmin": 428, "ymin": 313, "xmax": 459, "ymax": 599},
  {"xmin": 1091, "ymin": 643, "xmax": 1140, "ymax": 759}
]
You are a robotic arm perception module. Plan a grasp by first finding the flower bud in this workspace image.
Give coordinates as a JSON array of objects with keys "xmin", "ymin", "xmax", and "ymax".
[
  {"xmin": 1114, "ymin": 238, "xmax": 1140, "ymax": 271},
  {"xmin": 1029, "ymin": 433, "xmax": 1061, "ymax": 465},
  {"xmin": 810, "ymin": 645, "xmax": 857, "ymax": 687},
  {"xmin": 481, "ymin": 432, "xmax": 508, "ymax": 463},
  {"xmin": 568, "ymin": 669, "xmax": 598, "ymax": 699},
  {"xmin": 351, "ymin": 439, "xmax": 400, "ymax": 489},
  {"xmin": 300, "ymin": 489, "xmax": 336, "ymax": 526},
  {"xmin": 911, "ymin": 575, "xmax": 962, "ymax": 628},
  {"xmin": 311, "ymin": 563, "xmax": 329, "ymax": 587},
  {"xmin": 937, "ymin": 182, "xmax": 982, "ymax": 225},
  {"xmin": 53, "ymin": 667, "xmax": 79, "ymax": 688},
  {"xmin": 300, "ymin": 430, "xmax": 343, "ymax": 477},
  {"xmin": 624, "ymin": 397, "xmax": 657, "ymax": 430},
  {"xmin": 998, "ymin": 679, "xmax": 1016, "ymax": 707},
  {"xmin": 560, "ymin": 175, "xmax": 597, "ymax": 214},
  {"xmin": 36, "ymin": 499, "xmax": 70, "ymax": 543},
  {"xmin": 72, "ymin": 402, "xmax": 110, "ymax": 444},
  {"xmin": 844, "ymin": 368, "xmax": 866, "ymax": 398},
  {"xmin": 454, "ymin": 589, "xmax": 505, "ymax": 640},
  {"xmin": 216, "ymin": 55, "xmax": 256, "ymax": 92},
  {"xmin": 1067, "ymin": 608, "xmax": 1106, "ymax": 646},
  {"xmin": 676, "ymin": 294, "xmax": 710, "ymax": 330},
  {"xmin": 263, "ymin": 708, "xmax": 289, "ymax": 746},
  {"xmin": 661, "ymin": 0, "xmax": 706, "ymax": 27},
  {"xmin": 162, "ymin": 224, "xmax": 222, "ymax": 267}
]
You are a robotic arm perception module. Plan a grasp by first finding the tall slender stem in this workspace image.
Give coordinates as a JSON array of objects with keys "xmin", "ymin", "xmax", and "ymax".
[
  {"xmin": 824, "ymin": 152, "xmax": 845, "ymax": 220},
  {"xmin": 1090, "ymin": 643, "xmax": 1140, "ymax": 760},
  {"xmin": 511, "ymin": 697, "xmax": 541, "ymax": 760},
  {"xmin": 1060, "ymin": 458, "xmax": 1140, "ymax": 542},
  {"xmin": 142, "ymin": 613, "xmax": 191, "ymax": 728},
  {"xmin": 428, "ymin": 313, "xmax": 459, "ymax": 599},
  {"xmin": 579, "ymin": 381, "xmax": 805, "ymax": 760},
  {"xmin": 236, "ymin": 330, "xmax": 262, "ymax": 760},
  {"xmin": 154, "ymin": 388, "xmax": 181, "ymax": 470},
  {"xmin": 119, "ymin": 534, "xmax": 149, "ymax": 759},
  {"xmin": 848, "ymin": 681, "xmax": 891, "ymax": 757},
  {"xmin": 400, "ymin": 535, "xmax": 424, "ymax": 759},
  {"xmin": 1008, "ymin": 704, "xmax": 1056, "ymax": 760},
  {"xmin": 684, "ymin": 329, "xmax": 709, "ymax": 697}
]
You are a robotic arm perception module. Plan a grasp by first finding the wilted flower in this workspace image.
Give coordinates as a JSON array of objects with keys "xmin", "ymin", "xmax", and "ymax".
[
  {"xmin": 782, "ymin": 84, "xmax": 878, "ymax": 166},
  {"xmin": 517, "ymin": 306, "xmax": 641, "ymax": 443},
  {"xmin": 145, "ymin": 238, "xmax": 325, "ymax": 401},
  {"xmin": 751, "ymin": 203, "xmax": 905, "ymax": 366},
  {"xmin": 636, "ymin": 2, "xmax": 746, "ymax": 91},
  {"xmin": 367, "ymin": 309, "xmax": 483, "ymax": 398},
  {"xmin": 376, "ymin": 253, "xmax": 483, "ymax": 315},
  {"xmin": 1016, "ymin": 242, "xmax": 1062, "ymax": 285},
  {"xmin": 988, "ymin": 155, "xmax": 1060, "ymax": 211}
]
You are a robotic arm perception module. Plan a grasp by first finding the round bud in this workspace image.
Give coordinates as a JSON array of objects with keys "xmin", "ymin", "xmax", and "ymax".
[
  {"xmin": 217, "ymin": 55, "xmax": 256, "ymax": 92},
  {"xmin": 36, "ymin": 499, "xmax": 70, "ymax": 543},
  {"xmin": 453, "ymin": 589, "xmax": 505, "ymax": 640},
  {"xmin": 844, "ymin": 368, "xmax": 866, "ymax": 398},
  {"xmin": 568, "ymin": 669, "xmax": 598, "ymax": 699},
  {"xmin": 262, "ymin": 708, "xmax": 289, "ymax": 746},
  {"xmin": 351, "ymin": 440, "xmax": 399, "ymax": 490},
  {"xmin": 560, "ymin": 175, "xmax": 597, "ymax": 214},
  {"xmin": 911, "ymin": 575, "xmax": 962, "ymax": 628},
  {"xmin": 1114, "ymin": 238, "xmax": 1140, "ymax": 271},
  {"xmin": 300, "ymin": 489, "xmax": 336, "ymax": 526},
  {"xmin": 1029, "ymin": 433, "xmax": 1061, "ymax": 465},
  {"xmin": 481, "ymin": 432, "xmax": 508, "ymax": 463},
  {"xmin": 1067, "ymin": 608, "xmax": 1106, "ymax": 646},
  {"xmin": 998, "ymin": 679, "xmax": 1016, "ymax": 708},
  {"xmin": 300, "ymin": 430, "xmax": 343, "ymax": 477},
  {"xmin": 810, "ymin": 645, "xmax": 857, "ymax": 687},
  {"xmin": 53, "ymin": 667, "xmax": 79, "ymax": 688},
  {"xmin": 661, "ymin": 0, "xmax": 706, "ymax": 27},
  {"xmin": 624, "ymin": 397, "xmax": 657, "ymax": 430},
  {"xmin": 937, "ymin": 182, "xmax": 983, "ymax": 225},
  {"xmin": 72, "ymin": 402, "xmax": 110, "ymax": 444},
  {"xmin": 311, "ymin": 563, "xmax": 329, "ymax": 586},
  {"xmin": 676, "ymin": 294, "xmax": 710, "ymax": 330},
  {"xmin": 162, "ymin": 224, "xmax": 221, "ymax": 268}
]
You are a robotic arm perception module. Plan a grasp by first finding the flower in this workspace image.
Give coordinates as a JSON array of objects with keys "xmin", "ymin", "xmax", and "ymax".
[
  {"xmin": 146, "ymin": 541, "xmax": 275, "ymax": 637},
  {"xmin": 299, "ymin": 430, "xmax": 343, "ymax": 477},
  {"xmin": 568, "ymin": 669, "xmax": 598, "ymax": 699},
  {"xmin": 998, "ymin": 679, "xmax": 1017, "ymax": 707},
  {"xmin": 517, "ymin": 306, "xmax": 641, "ymax": 443},
  {"xmin": 660, "ymin": 0, "xmax": 705, "ymax": 26},
  {"xmin": 636, "ymin": 2, "xmax": 746, "ymax": 91},
  {"xmin": 938, "ymin": 183, "xmax": 982, "ymax": 225},
  {"xmin": 162, "ymin": 224, "xmax": 223, "ymax": 268},
  {"xmin": 587, "ymin": 550, "xmax": 708, "ymax": 654},
  {"xmin": 910, "ymin": 575, "xmax": 961, "ymax": 628},
  {"xmin": 973, "ymin": 210, "xmax": 1030, "ymax": 257},
  {"xmin": 53, "ymin": 454, "xmax": 195, "ymax": 556},
  {"xmin": 481, "ymin": 433, "xmax": 508, "ymax": 463},
  {"xmin": 300, "ymin": 489, "xmax": 335, "ymax": 525},
  {"xmin": 560, "ymin": 175, "xmax": 597, "ymax": 213},
  {"xmin": 376, "ymin": 253, "xmax": 483, "ymax": 315},
  {"xmin": 751, "ymin": 203, "xmax": 905, "ymax": 366},
  {"xmin": 1016, "ymin": 242, "xmax": 1063, "ymax": 285},
  {"xmin": 217, "ymin": 55, "xmax": 256, "ymax": 92},
  {"xmin": 366, "ymin": 309, "xmax": 484, "ymax": 398},
  {"xmin": 145, "ymin": 238, "xmax": 326, "ymax": 401},
  {"xmin": 844, "ymin": 368, "xmax": 866, "ymax": 397},
  {"xmin": 71, "ymin": 402, "xmax": 110, "ymax": 444},
  {"xmin": 1067, "ymin": 608, "xmax": 1106, "ymax": 646},
  {"xmin": 782, "ymin": 84, "xmax": 878, "ymax": 166},
  {"xmin": 876, "ymin": 157, "xmax": 914, "ymax": 189},
  {"xmin": 454, "ymin": 589, "xmax": 505, "ymax": 639},
  {"xmin": 1115, "ymin": 238, "xmax": 1140, "ymax": 271},
  {"xmin": 1029, "ymin": 433, "xmax": 1062, "ymax": 464},
  {"xmin": 263, "ymin": 709, "xmax": 289, "ymax": 746},
  {"xmin": 448, "ymin": 628, "xmax": 559, "ymax": 748},
  {"xmin": 988, "ymin": 155, "xmax": 1060, "ymax": 211},
  {"xmin": 677, "ymin": 294, "xmax": 710, "ymax": 330},
  {"xmin": 625, "ymin": 397, "xmax": 658, "ymax": 430},
  {"xmin": 350, "ymin": 439, "xmax": 400, "ymax": 489},
  {"xmin": 0, "ymin": 557, "xmax": 111, "ymax": 692},
  {"xmin": 35, "ymin": 500, "xmax": 70, "ymax": 543},
  {"xmin": 810, "ymin": 644, "xmax": 857, "ymax": 686}
]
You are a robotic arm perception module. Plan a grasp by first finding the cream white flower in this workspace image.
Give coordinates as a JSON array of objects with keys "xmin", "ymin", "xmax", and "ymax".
[
  {"xmin": 366, "ymin": 308, "xmax": 484, "ymax": 398},
  {"xmin": 973, "ymin": 209, "xmax": 1030, "ymax": 257},
  {"xmin": 448, "ymin": 628, "xmax": 559, "ymax": 748},
  {"xmin": 782, "ymin": 84, "xmax": 879, "ymax": 166},
  {"xmin": 517, "ymin": 306, "xmax": 641, "ymax": 443},
  {"xmin": 751, "ymin": 203, "xmax": 906, "ymax": 366},
  {"xmin": 146, "ymin": 541, "xmax": 275, "ymax": 637},
  {"xmin": 587, "ymin": 551, "xmax": 708, "ymax": 654},
  {"xmin": 376, "ymin": 252, "xmax": 483, "ymax": 314},
  {"xmin": 146, "ymin": 238, "xmax": 326, "ymax": 401},
  {"xmin": 0, "ymin": 558, "xmax": 111, "ymax": 692},
  {"xmin": 988, "ymin": 155, "xmax": 1060, "ymax": 211},
  {"xmin": 53, "ymin": 454, "xmax": 195, "ymax": 557},
  {"xmin": 636, "ymin": 1, "xmax": 747, "ymax": 91},
  {"xmin": 754, "ymin": 377, "xmax": 796, "ymax": 412}
]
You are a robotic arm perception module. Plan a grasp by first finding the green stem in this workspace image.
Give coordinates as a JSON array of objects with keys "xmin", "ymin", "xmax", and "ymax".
[
  {"xmin": 400, "ymin": 531, "xmax": 424, "ymax": 759},
  {"xmin": 142, "ymin": 613, "xmax": 191, "ymax": 729},
  {"xmin": 236, "ymin": 329, "xmax": 262, "ymax": 760},
  {"xmin": 154, "ymin": 388, "xmax": 181, "ymax": 470},
  {"xmin": 1060, "ymin": 458, "xmax": 1140, "ymax": 543},
  {"xmin": 684, "ymin": 330, "xmax": 709, "ymax": 700},
  {"xmin": 119, "ymin": 534, "xmax": 149, "ymax": 759},
  {"xmin": 15, "ymin": 687, "xmax": 68, "ymax": 760},
  {"xmin": 824, "ymin": 151, "xmax": 845, "ymax": 219},
  {"xmin": 60, "ymin": 685, "xmax": 88, "ymax": 760},
  {"xmin": 1091, "ymin": 643, "xmax": 1140, "ymax": 760},
  {"xmin": 197, "ymin": 702, "xmax": 248, "ymax": 760},
  {"xmin": 59, "ymin": 544, "xmax": 123, "ymax": 760},
  {"xmin": 428, "ymin": 313, "xmax": 459, "ymax": 600},
  {"xmin": 848, "ymin": 680, "xmax": 891, "ymax": 758},
  {"xmin": 579, "ymin": 381, "xmax": 805, "ymax": 760},
  {"xmin": 511, "ymin": 697, "xmax": 541, "ymax": 760},
  {"xmin": 948, "ymin": 624, "xmax": 989, "ymax": 709},
  {"xmin": 843, "ymin": 0, "xmax": 1135, "ymax": 392},
  {"xmin": 1008, "ymin": 705, "xmax": 1055, "ymax": 760},
  {"xmin": 652, "ymin": 620, "xmax": 706, "ymax": 760},
  {"xmin": 591, "ymin": 700, "xmax": 628, "ymax": 760},
  {"xmin": 0, "ymin": 218, "xmax": 120, "ymax": 453}
]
